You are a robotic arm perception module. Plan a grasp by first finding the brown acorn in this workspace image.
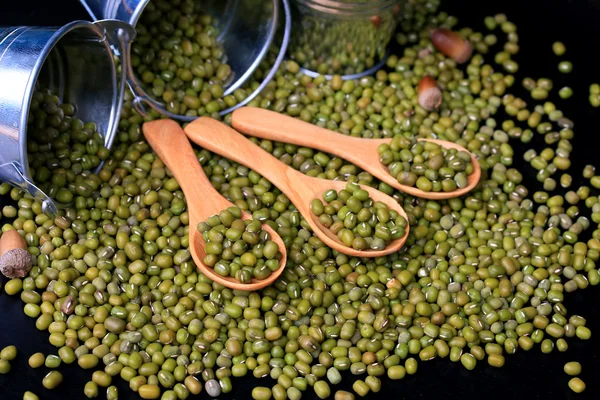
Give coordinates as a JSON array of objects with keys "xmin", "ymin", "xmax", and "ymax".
[
  {"xmin": 418, "ymin": 76, "xmax": 443, "ymax": 111},
  {"xmin": 431, "ymin": 28, "xmax": 473, "ymax": 64},
  {"xmin": 0, "ymin": 230, "xmax": 33, "ymax": 278}
]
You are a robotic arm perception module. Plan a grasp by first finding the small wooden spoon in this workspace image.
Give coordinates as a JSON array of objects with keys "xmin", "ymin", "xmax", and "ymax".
[
  {"xmin": 232, "ymin": 107, "xmax": 482, "ymax": 200},
  {"xmin": 142, "ymin": 120, "xmax": 287, "ymax": 291},
  {"xmin": 184, "ymin": 117, "xmax": 410, "ymax": 258}
]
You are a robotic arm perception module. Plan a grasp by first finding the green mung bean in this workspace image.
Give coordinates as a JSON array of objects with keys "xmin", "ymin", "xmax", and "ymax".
[
  {"xmin": 575, "ymin": 326, "xmax": 591, "ymax": 340},
  {"xmin": 93, "ymin": 371, "xmax": 113, "ymax": 387},
  {"xmin": 4, "ymin": 279, "xmax": 21, "ymax": 295},
  {"xmin": 556, "ymin": 339, "xmax": 569, "ymax": 352},
  {"xmin": 0, "ymin": 346, "xmax": 17, "ymax": 361},
  {"xmin": 352, "ymin": 380, "xmax": 369, "ymax": 397},
  {"xmin": 568, "ymin": 377, "xmax": 586, "ymax": 393},
  {"xmin": 139, "ymin": 385, "xmax": 161, "ymax": 399},
  {"xmin": 552, "ymin": 41, "xmax": 566, "ymax": 55},
  {"xmin": 23, "ymin": 392, "xmax": 39, "ymax": 400},
  {"xmin": 42, "ymin": 371, "xmax": 63, "ymax": 389},
  {"xmin": 0, "ymin": 360, "xmax": 10, "ymax": 374},
  {"xmin": 45, "ymin": 354, "xmax": 61, "ymax": 368},
  {"xmin": 405, "ymin": 358, "xmax": 418, "ymax": 375},
  {"xmin": 558, "ymin": 61, "xmax": 573, "ymax": 74},
  {"xmin": 28, "ymin": 353, "xmax": 44, "ymax": 368},
  {"xmin": 314, "ymin": 381, "xmax": 331, "ymax": 399},
  {"xmin": 559, "ymin": 87, "xmax": 573, "ymax": 99},
  {"xmin": 335, "ymin": 391, "xmax": 355, "ymax": 400},
  {"xmin": 84, "ymin": 381, "xmax": 99, "ymax": 398},
  {"xmin": 564, "ymin": 361, "xmax": 582, "ymax": 376},
  {"xmin": 78, "ymin": 354, "xmax": 99, "ymax": 369}
]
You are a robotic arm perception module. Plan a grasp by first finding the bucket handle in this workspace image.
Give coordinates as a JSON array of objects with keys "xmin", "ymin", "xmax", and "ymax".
[
  {"xmin": 92, "ymin": 19, "xmax": 137, "ymax": 150},
  {"xmin": 130, "ymin": 0, "xmax": 292, "ymax": 121}
]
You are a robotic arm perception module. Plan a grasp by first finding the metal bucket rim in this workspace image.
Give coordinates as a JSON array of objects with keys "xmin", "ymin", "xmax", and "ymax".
[
  {"xmin": 128, "ymin": 0, "xmax": 292, "ymax": 120},
  {"xmin": 122, "ymin": 0, "xmax": 280, "ymax": 97},
  {"xmin": 18, "ymin": 20, "xmax": 117, "ymax": 181},
  {"xmin": 126, "ymin": 0, "xmax": 149, "ymax": 29},
  {"xmin": 293, "ymin": 0, "xmax": 399, "ymax": 15},
  {"xmin": 222, "ymin": 0, "xmax": 280, "ymax": 96}
]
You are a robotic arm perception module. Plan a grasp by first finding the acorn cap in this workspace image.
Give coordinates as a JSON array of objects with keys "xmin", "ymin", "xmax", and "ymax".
[{"xmin": 0, "ymin": 248, "xmax": 33, "ymax": 278}]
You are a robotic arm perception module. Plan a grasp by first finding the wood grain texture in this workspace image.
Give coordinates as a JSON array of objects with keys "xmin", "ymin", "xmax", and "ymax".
[
  {"xmin": 185, "ymin": 117, "xmax": 410, "ymax": 258},
  {"xmin": 232, "ymin": 107, "xmax": 481, "ymax": 200},
  {"xmin": 142, "ymin": 120, "xmax": 287, "ymax": 291}
]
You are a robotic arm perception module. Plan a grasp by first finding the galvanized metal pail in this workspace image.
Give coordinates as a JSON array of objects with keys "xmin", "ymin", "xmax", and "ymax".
[
  {"xmin": 79, "ymin": 0, "xmax": 291, "ymax": 121},
  {"xmin": 0, "ymin": 20, "xmax": 135, "ymax": 216}
]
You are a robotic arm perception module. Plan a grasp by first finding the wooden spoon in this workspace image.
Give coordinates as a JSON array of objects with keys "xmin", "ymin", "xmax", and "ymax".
[
  {"xmin": 184, "ymin": 117, "xmax": 410, "ymax": 258},
  {"xmin": 142, "ymin": 120, "xmax": 287, "ymax": 291},
  {"xmin": 231, "ymin": 107, "xmax": 481, "ymax": 200}
]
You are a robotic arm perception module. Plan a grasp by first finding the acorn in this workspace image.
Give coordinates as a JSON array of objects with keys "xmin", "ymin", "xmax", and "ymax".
[
  {"xmin": 431, "ymin": 28, "xmax": 473, "ymax": 64},
  {"xmin": 418, "ymin": 76, "xmax": 443, "ymax": 111},
  {"xmin": 0, "ymin": 230, "xmax": 33, "ymax": 278}
]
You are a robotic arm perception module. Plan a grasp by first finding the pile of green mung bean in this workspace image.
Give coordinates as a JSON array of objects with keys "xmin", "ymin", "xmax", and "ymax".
[
  {"xmin": 198, "ymin": 206, "xmax": 282, "ymax": 283},
  {"xmin": 26, "ymin": 88, "xmax": 109, "ymax": 205},
  {"xmin": 378, "ymin": 137, "xmax": 474, "ymax": 192},
  {"xmin": 132, "ymin": 0, "xmax": 232, "ymax": 117},
  {"xmin": 311, "ymin": 182, "xmax": 407, "ymax": 250},
  {"xmin": 0, "ymin": 0, "xmax": 599, "ymax": 398}
]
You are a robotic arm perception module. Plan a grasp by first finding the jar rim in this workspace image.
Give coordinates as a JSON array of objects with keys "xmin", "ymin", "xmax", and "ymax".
[{"xmin": 293, "ymin": 0, "xmax": 400, "ymax": 15}]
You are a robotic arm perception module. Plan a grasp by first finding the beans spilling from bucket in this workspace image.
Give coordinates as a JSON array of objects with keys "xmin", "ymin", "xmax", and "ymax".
[{"xmin": 26, "ymin": 88, "xmax": 109, "ymax": 206}]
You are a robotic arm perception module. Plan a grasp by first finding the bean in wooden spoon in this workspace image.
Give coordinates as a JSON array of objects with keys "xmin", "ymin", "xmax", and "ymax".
[
  {"xmin": 231, "ymin": 107, "xmax": 481, "ymax": 200},
  {"xmin": 142, "ymin": 120, "xmax": 287, "ymax": 291},
  {"xmin": 184, "ymin": 117, "xmax": 410, "ymax": 258}
]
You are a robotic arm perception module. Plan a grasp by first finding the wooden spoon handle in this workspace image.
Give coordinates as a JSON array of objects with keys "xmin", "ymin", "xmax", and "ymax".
[
  {"xmin": 185, "ymin": 117, "xmax": 304, "ymax": 192},
  {"xmin": 232, "ymin": 107, "xmax": 362, "ymax": 154},
  {"xmin": 142, "ymin": 120, "xmax": 216, "ymax": 205}
]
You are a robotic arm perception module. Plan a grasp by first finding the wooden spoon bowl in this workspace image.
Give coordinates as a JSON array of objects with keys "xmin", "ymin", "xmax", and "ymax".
[
  {"xmin": 232, "ymin": 107, "xmax": 481, "ymax": 200},
  {"xmin": 184, "ymin": 117, "xmax": 410, "ymax": 258},
  {"xmin": 143, "ymin": 120, "xmax": 287, "ymax": 291}
]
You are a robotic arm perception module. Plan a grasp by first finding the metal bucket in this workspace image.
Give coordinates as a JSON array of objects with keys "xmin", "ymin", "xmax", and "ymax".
[
  {"xmin": 79, "ymin": 0, "xmax": 292, "ymax": 121},
  {"xmin": 288, "ymin": 0, "xmax": 401, "ymax": 79},
  {"xmin": 0, "ymin": 20, "xmax": 135, "ymax": 216}
]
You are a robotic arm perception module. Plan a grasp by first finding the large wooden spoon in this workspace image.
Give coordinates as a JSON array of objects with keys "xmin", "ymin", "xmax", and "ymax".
[
  {"xmin": 184, "ymin": 117, "xmax": 410, "ymax": 258},
  {"xmin": 232, "ymin": 107, "xmax": 481, "ymax": 200},
  {"xmin": 142, "ymin": 120, "xmax": 287, "ymax": 291}
]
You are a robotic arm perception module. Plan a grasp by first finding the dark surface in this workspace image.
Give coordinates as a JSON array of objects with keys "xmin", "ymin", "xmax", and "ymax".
[{"xmin": 1, "ymin": 0, "xmax": 600, "ymax": 399}]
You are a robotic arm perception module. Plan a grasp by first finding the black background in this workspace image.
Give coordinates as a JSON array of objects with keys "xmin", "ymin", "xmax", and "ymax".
[{"xmin": 1, "ymin": 0, "xmax": 600, "ymax": 399}]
